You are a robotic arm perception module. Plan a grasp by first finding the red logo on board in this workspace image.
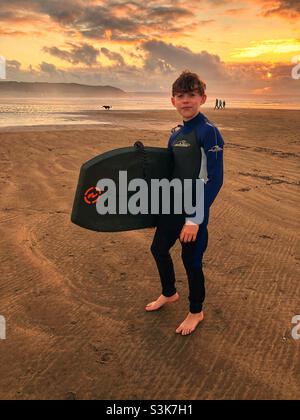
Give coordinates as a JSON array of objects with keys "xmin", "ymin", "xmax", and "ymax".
[{"xmin": 84, "ymin": 187, "xmax": 101, "ymax": 205}]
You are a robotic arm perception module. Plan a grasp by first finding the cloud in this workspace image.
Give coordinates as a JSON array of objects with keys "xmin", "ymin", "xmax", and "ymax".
[
  {"xmin": 0, "ymin": 29, "xmax": 44, "ymax": 36},
  {"xmin": 74, "ymin": 2, "xmax": 199, "ymax": 41},
  {"xmin": 198, "ymin": 19, "xmax": 216, "ymax": 26},
  {"xmin": 142, "ymin": 40, "xmax": 227, "ymax": 81},
  {"xmin": 0, "ymin": 0, "xmax": 298, "ymax": 48},
  {"xmin": 4, "ymin": 48, "xmax": 299, "ymax": 97},
  {"xmin": 0, "ymin": 0, "xmax": 203, "ymax": 42},
  {"xmin": 146, "ymin": 5, "xmax": 193, "ymax": 19},
  {"xmin": 0, "ymin": 1, "xmax": 298, "ymax": 95},
  {"xmin": 7, "ymin": 60, "xmax": 21, "ymax": 70},
  {"xmin": 225, "ymin": 8, "xmax": 247, "ymax": 16},
  {"xmin": 100, "ymin": 48, "xmax": 125, "ymax": 66},
  {"xmin": 43, "ymin": 43, "xmax": 100, "ymax": 65},
  {"xmin": 259, "ymin": 0, "xmax": 300, "ymax": 19},
  {"xmin": 40, "ymin": 61, "xmax": 57, "ymax": 74}
]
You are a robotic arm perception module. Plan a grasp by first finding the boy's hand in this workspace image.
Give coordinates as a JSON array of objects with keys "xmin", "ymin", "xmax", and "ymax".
[{"xmin": 179, "ymin": 223, "xmax": 199, "ymax": 243}]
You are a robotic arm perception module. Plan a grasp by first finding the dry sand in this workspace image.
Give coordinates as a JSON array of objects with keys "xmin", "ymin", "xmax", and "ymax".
[{"xmin": 0, "ymin": 109, "xmax": 299, "ymax": 400}]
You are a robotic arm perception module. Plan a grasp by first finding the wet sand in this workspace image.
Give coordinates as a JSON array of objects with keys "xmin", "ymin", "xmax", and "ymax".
[{"xmin": 0, "ymin": 109, "xmax": 299, "ymax": 400}]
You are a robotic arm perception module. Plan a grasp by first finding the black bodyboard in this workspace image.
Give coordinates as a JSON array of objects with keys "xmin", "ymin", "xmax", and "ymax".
[{"xmin": 71, "ymin": 144, "xmax": 173, "ymax": 232}]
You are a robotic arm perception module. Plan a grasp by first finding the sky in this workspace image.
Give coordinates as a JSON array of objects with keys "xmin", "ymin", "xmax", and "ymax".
[{"xmin": 0, "ymin": 0, "xmax": 299, "ymax": 97}]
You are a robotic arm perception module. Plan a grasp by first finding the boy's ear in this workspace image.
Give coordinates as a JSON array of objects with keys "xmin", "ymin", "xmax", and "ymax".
[
  {"xmin": 200, "ymin": 95, "xmax": 207, "ymax": 105},
  {"xmin": 171, "ymin": 96, "xmax": 176, "ymax": 107}
]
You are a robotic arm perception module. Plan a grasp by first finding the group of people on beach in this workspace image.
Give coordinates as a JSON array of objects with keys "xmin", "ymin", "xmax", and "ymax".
[{"xmin": 214, "ymin": 99, "xmax": 226, "ymax": 110}]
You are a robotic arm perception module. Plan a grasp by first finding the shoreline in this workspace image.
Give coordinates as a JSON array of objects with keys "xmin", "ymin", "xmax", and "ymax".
[{"xmin": 0, "ymin": 108, "xmax": 299, "ymax": 133}]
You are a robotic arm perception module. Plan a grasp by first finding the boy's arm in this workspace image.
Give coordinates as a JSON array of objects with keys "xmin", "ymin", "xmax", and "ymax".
[
  {"xmin": 185, "ymin": 123, "xmax": 224, "ymax": 226},
  {"xmin": 167, "ymin": 136, "xmax": 173, "ymax": 151}
]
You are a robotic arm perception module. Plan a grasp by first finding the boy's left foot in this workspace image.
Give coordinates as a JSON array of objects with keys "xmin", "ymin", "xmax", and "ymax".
[{"xmin": 176, "ymin": 311, "xmax": 204, "ymax": 336}]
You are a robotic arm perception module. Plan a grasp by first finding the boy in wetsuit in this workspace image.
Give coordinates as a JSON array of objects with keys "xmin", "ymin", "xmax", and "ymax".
[{"xmin": 145, "ymin": 71, "xmax": 224, "ymax": 336}]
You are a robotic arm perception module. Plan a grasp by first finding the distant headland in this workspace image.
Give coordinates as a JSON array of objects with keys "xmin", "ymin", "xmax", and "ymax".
[{"xmin": 0, "ymin": 81, "xmax": 127, "ymax": 97}]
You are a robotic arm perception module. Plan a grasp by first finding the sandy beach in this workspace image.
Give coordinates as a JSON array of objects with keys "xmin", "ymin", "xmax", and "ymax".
[{"xmin": 0, "ymin": 108, "xmax": 299, "ymax": 400}]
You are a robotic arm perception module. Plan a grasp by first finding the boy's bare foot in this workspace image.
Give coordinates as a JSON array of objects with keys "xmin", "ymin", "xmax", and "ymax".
[
  {"xmin": 175, "ymin": 311, "xmax": 204, "ymax": 335},
  {"xmin": 145, "ymin": 292, "xmax": 179, "ymax": 311}
]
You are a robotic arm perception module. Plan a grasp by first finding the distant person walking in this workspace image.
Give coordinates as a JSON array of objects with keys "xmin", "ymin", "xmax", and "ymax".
[
  {"xmin": 214, "ymin": 98, "xmax": 219, "ymax": 110},
  {"xmin": 222, "ymin": 100, "xmax": 226, "ymax": 110}
]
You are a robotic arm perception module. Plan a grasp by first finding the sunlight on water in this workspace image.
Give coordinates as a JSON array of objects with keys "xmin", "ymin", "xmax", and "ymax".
[{"xmin": 0, "ymin": 97, "xmax": 172, "ymax": 128}]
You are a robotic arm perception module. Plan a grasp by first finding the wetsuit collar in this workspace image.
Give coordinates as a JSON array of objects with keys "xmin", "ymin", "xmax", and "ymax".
[{"xmin": 182, "ymin": 112, "xmax": 205, "ymax": 132}]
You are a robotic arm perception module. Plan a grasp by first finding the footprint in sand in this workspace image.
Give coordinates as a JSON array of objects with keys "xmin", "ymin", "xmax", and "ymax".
[
  {"xmin": 237, "ymin": 187, "xmax": 251, "ymax": 192},
  {"xmin": 91, "ymin": 345, "xmax": 115, "ymax": 364},
  {"xmin": 65, "ymin": 392, "xmax": 77, "ymax": 400}
]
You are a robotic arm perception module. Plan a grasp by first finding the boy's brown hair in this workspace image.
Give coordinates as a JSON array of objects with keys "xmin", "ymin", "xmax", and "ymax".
[{"xmin": 172, "ymin": 70, "xmax": 206, "ymax": 97}]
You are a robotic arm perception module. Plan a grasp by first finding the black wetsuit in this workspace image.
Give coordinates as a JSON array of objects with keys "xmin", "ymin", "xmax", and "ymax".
[{"xmin": 151, "ymin": 112, "xmax": 224, "ymax": 313}]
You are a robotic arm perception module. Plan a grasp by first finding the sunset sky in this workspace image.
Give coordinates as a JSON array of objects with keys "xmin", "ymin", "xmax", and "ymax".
[{"xmin": 0, "ymin": 0, "xmax": 299, "ymax": 96}]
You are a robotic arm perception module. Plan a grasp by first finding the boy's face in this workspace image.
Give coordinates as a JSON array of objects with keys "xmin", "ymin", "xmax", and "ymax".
[{"xmin": 171, "ymin": 89, "xmax": 207, "ymax": 121}]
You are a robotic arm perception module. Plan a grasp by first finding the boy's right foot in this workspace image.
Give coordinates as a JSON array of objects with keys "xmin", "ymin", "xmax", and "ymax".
[{"xmin": 145, "ymin": 292, "xmax": 179, "ymax": 311}]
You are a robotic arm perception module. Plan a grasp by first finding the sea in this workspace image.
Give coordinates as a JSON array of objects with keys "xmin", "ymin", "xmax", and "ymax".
[{"xmin": 0, "ymin": 95, "xmax": 299, "ymax": 129}]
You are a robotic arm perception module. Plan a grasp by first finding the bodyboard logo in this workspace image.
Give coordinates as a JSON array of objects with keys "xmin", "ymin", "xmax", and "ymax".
[{"xmin": 84, "ymin": 187, "xmax": 101, "ymax": 205}]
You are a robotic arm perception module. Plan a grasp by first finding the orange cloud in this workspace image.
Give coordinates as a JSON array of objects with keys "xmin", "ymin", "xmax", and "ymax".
[
  {"xmin": 256, "ymin": 0, "xmax": 300, "ymax": 19},
  {"xmin": 225, "ymin": 8, "xmax": 247, "ymax": 16}
]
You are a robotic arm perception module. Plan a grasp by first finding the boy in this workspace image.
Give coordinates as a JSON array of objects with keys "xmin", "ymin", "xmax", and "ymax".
[{"xmin": 145, "ymin": 70, "xmax": 224, "ymax": 336}]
